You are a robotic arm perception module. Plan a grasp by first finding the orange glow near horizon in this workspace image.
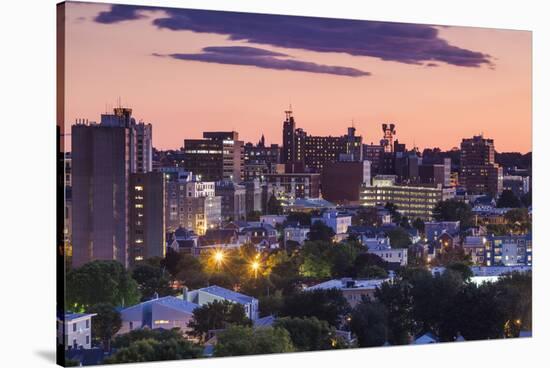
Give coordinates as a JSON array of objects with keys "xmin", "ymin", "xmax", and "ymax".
[{"xmin": 63, "ymin": 3, "xmax": 532, "ymax": 153}]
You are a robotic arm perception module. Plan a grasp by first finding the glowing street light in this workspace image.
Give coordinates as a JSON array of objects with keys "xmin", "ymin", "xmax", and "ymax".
[
  {"xmin": 213, "ymin": 250, "xmax": 225, "ymax": 270},
  {"xmin": 251, "ymin": 260, "xmax": 260, "ymax": 279}
]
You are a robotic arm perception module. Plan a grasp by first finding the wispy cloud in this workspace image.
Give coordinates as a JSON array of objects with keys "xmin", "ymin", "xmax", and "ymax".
[
  {"xmin": 153, "ymin": 46, "xmax": 371, "ymax": 77},
  {"xmin": 95, "ymin": 5, "xmax": 493, "ymax": 68}
]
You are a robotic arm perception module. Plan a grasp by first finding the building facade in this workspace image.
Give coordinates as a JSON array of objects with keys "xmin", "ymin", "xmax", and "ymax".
[
  {"xmin": 215, "ymin": 180, "xmax": 247, "ymax": 221},
  {"xmin": 321, "ymin": 160, "xmax": 371, "ymax": 204},
  {"xmin": 183, "ymin": 131, "xmax": 244, "ymax": 182},
  {"xmin": 129, "ymin": 172, "xmax": 166, "ymax": 265},
  {"xmin": 360, "ymin": 176, "xmax": 455, "ymax": 221},
  {"xmin": 460, "ymin": 135, "xmax": 503, "ymax": 196},
  {"xmin": 264, "ymin": 173, "xmax": 321, "ymax": 200}
]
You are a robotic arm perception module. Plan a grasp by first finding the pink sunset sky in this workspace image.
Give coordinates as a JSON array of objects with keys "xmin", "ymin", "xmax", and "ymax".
[{"xmin": 63, "ymin": 2, "xmax": 532, "ymax": 153}]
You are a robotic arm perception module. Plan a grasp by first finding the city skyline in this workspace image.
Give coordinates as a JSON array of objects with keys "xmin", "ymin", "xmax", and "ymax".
[{"xmin": 64, "ymin": 3, "xmax": 531, "ymax": 153}]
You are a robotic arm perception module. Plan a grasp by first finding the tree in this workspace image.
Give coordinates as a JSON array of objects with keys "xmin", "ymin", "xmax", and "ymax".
[
  {"xmin": 353, "ymin": 207, "xmax": 381, "ymax": 227},
  {"xmin": 132, "ymin": 263, "xmax": 174, "ymax": 301},
  {"xmin": 161, "ymin": 247, "xmax": 182, "ymax": 277},
  {"xmin": 497, "ymin": 189, "xmax": 522, "ymax": 208},
  {"xmin": 446, "ymin": 262, "xmax": 473, "ymax": 281},
  {"xmin": 412, "ymin": 218, "xmax": 425, "ymax": 234},
  {"xmin": 386, "ymin": 227, "xmax": 411, "ymax": 248},
  {"xmin": 274, "ymin": 316, "xmax": 339, "ymax": 351},
  {"xmin": 214, "ymin": 326, "xmax": 295, "ymax": 356},
  {"xmin": 285, "ymin": 212, "xmax": 313, "ymax": 226},
  {"xmin": 173, "ymin": 253, "xmax": 208, "ymax": 289},
  {"xmin": 66, "ymin": 261, "xmax": 140, "ymax": 310},
  {"xmin": 247, "ymin": 210, "xmax": 262, "ymax": 221},
  {"xmin": 409, "ymin": 270, "xmax": 464, "ymax": 341},
  {"xmin": 353, "ymin": 253, "xmax": 389, "ymax": 278},
  {"xmin": 308, "ymin": 221, "xmax": 335, "ymax": 242},
  {"xmin": 327, "ymin": 242, "xmax": 363, "ymax": 278},
  {"xmin": 449, "ymin": 283, "xmax": 506, "ymax": 341},
  {"xmin": 300, "ymin": 241, "xmax": 333, "ymax": 278},
  {"xmin": 521, "ymin": 191, "xmax": 532, "ymax": 207},
  {"xmin": 433, "ymin": 199, "xmax": 474, "ymax": 229},
  {"xmin": 384, "ymin": 202, "xmax": 402, "ymax": 223},
  {"xmin": 188, "ymin": 300, "xmax": 251, "ymax": 342},
  {"xmin": 504, "ymin": 208, "xmax": 529, "ymax": 223},
  {"xmin": 350, "ymin": 301, "xmax": 387, "ymax": 347},
  {"xmin": 281, "ymin": 289, "xmax": 350, "ymax": 327},
  {"xmin": 258, "ymin": 291, "xmax": 285, "ymax": 317},
  {"xmin": 112, "ymin": 328, "xmax": 183, "ymax": 348},
  {"xmin": 267, "ymin": 194, "xmax": 283, "ymax": 215},
  {"xmin": 87, "ymin": 303, "xmax": 121, "ymax": 352},
  {"xmin": 105, "ymin": 337, "xmax": 201, "ymax": 363},
  {"xmin": 375, "ymin": 280, "xmax": 413, "ymax": 345},
  {"xmin": 495, "ymin": 272, "xmax": 532, "ymax": 335}
]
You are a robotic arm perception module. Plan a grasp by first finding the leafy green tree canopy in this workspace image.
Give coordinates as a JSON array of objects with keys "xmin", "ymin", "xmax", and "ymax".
[
  {"xmin": 66, "ymin": 260, "xmax": 140, "ymax": 310},
  {"xmin": 214, "ymin": 325, "xmax": 295, "ymax": 357}
]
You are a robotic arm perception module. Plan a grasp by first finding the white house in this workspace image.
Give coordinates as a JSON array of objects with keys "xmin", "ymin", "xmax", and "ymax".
[
  {"xmin": 283, "ymin": 226, "xmax": 310, "ymax": 246},
  {"xmin": 312, "ymin": 210, "xmax": 352, "ymax": 235},
  {"xmin": 57, "ymin": 313, "xmax": 96, "ymax": 350},
  {"xmin": 259, "ymin": 215, "xmax": 287, "ymax": 227},
  {"xmin": 118, "ymin": 296, "xmax": 199, "ymax": 336},
  {"xmin": 185, "ymin": 285, "xmax": 259, "ymax": 320},
  {"xmin": 364, "ymin": 236, "xmax": 408, "ymax": 266}
]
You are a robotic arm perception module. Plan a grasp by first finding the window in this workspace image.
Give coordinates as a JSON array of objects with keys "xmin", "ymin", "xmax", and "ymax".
[
  {"xmin": 129, "ymin": 321, "xmax": 133, "ymax": 330},
  {"xmin": 86, "ymin": 320, "xmax": 89, "ymax": 329},
  {"xmin": 72, "ymin": 323, "xmax": 76, "ymax": 332},
  {"xmin": 86, "ymin": 335, "xmax": 90, "ymax": 345}
]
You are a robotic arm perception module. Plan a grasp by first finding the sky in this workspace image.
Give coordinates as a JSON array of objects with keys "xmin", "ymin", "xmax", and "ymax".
[{"xmin": 63, "ymin": 2, "xmax": 532, "ymax": 153}]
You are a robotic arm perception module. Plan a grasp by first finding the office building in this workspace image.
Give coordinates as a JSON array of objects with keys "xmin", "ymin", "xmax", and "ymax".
[
  {"xmin": 460, "ymin": 135, "xmax": 503, "ymax": 196},
  {"xmin": 71, "ymin": 122, "xmax": 131, "ymax": 268},
  {"xmin": 264, "ymin": 172, "xmax": 321, "ymax": 199},
  {"xmin": 215, "ymin": 180, "xmax": 247, "ymax": 221},
  {"xmin": 163, "ymin": 168, "xmax": 222, "ymax": 235},
  {"xmin": 281, "ymin": 109, "xmax": 362, "ymax": 172},
  {"xmin": 183, "ymin": 131, "xmax": 244, "ymax": 182},
  {"xmin": 321, "ymin": 160, "xmax": 371, "ymax": 204},
  {"xmin": 243, "ymin": 136, "xmax": 280, "ymax": 181},
  {"xmin": 129, "ymin": 172, "xmax": 166, "ymax": 265},
  {"xmin": 360, "ymin": 176, "xmax": 455, "ymax": 221},
  {"xmin": 503, "ymin": 175, "xmax": 530, "ymax": 198}
]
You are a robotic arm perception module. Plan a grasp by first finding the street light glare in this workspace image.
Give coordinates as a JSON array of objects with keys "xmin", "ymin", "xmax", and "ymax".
[{"xmin": 214, "ymin": 250, "xmax": 224, "ymax": 263}]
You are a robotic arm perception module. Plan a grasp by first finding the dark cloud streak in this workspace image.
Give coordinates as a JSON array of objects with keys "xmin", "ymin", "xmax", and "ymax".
[
  {"xmin": 154, "ymin": 46, "xmax": 371, "ymax": 77},
  {"xmin": 95, "ymin": 5, "xmax": 493, "ymax": 68}
]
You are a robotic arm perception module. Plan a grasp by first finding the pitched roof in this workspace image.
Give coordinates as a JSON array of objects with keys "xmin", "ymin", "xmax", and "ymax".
[
  {"xmin": 199, "ymin": 285, "xmax": 256, "ymax": 304},
  {"xmin": 64, "ymin": 313, "xmax": 96, "ymax": 322},
  {"xmin": 121, "ymin": 296, "xmax": 199, "ymax": 315}
]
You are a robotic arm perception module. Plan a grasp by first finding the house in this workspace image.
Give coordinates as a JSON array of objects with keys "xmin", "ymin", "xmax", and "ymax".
[
  {"xmin": 424, "ymin": 221, "xmax": 460, "ymax": 242},
  {"xmin": 241, "ymin": 224, "xmax": 278, "ymax": 248},
  {"xmin": 118, "ymin": 296, "xmax": 199, "ymax": 336},
  {"xmin": 485, "ymin": 234, "xmax": 532, "ymax": 266},
  {"xmin": 254, "ymin": 315, "xmax": 276, "ymax": 328},
  {"xmin": 200, "ymin": 228, "xmax": 239, "ymax": 246},
  {"xmin": 283, "ymin": 226, "xmax": 310, "ymax": 246},
  {"xmin": 413, "ymin": 332, "xmax": 439, "ymax": 344},
  {"xmin": 259, "ymin": 215, "xmax": 287, "ymax": 227},
  {"xmin": 185, "ymin": 285, "xmax": 259, "ymax": 320},
  {"xmin": 65, "ymin": 347, "xmax": 105, "ymax": 366},
  {"xmin": 462, "ymin": 236, "xmax": 487, "ymax": 265},
  {"xmin": 312, "ymin": 210, "xmax": 352, "ymax": 235},
  {"xmin": 57, "ymin": 312, "xmax": 96, "ymax": 350},
  {"xmin": 363, "ymin": 236, "xmax": 408, "ymax": 266},
  {"xmin": 167, "ymin": 227, "xmax": 199, "ymax": 252},
  {"xmin": 306, "ymin": 278, "xmax": 388, "ymax": 308}
]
